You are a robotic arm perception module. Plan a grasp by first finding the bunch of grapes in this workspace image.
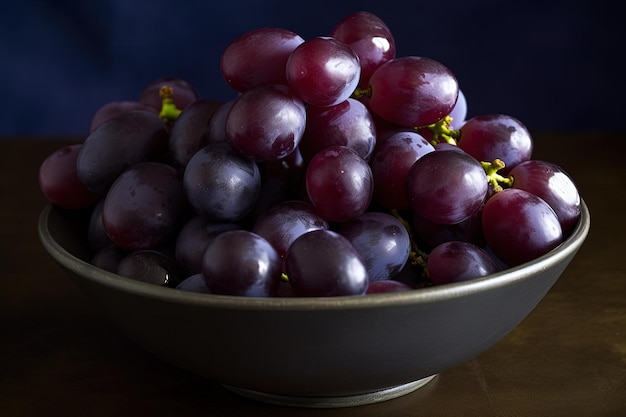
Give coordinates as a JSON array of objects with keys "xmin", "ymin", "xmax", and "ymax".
[{"xmin": 39, "ymin": 11, "xmax": 581, "ymax": 297}]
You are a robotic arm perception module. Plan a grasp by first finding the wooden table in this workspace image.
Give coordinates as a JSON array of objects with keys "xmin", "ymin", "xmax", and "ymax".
[{"xmin": 1, "ymin": 134, "xmax": 624, "ymax": 416}]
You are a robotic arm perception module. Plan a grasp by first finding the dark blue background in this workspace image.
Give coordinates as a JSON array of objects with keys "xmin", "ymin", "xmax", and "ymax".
[{"xmin": 1, "ymin": 0, "xmax": 622, "ymax": 136}]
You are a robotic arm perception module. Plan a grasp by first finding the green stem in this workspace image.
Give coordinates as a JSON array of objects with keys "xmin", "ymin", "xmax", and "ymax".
[
  {"xmin": 481, "ymin": 159, "xmax": 514, "ymax": 192},
  {"xmin": 421, "ymin": 116, "xmax": 461, "ymax": 146},
  {"xmin": 351, "ymin": 86, "xmax": 372, "ymax": 100},
  {"xmin": 158, "ymin": 85, "xmax": 182, "ymax": 124}
]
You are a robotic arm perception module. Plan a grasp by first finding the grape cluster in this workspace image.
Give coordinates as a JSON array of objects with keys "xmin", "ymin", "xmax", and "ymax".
[{"xmin": 38, "ymin": 11, "xmax": 582, "ymax": 297}]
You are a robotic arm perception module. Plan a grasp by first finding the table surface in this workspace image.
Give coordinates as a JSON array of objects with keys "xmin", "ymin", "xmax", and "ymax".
[{"xmin": 1, "ymin": 133, "xmax": 624, "ymax": 417}]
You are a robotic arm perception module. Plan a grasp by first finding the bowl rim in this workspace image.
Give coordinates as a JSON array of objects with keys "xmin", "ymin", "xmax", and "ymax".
[{"xmin": 38, "ymin": 199, "xmax": 590, "ymax": 311}]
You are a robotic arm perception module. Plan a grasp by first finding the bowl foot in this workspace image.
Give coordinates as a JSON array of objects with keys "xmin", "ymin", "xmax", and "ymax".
[{"xmin": 223, "ymin": 374, "xmax": 437, "ymax": 408}]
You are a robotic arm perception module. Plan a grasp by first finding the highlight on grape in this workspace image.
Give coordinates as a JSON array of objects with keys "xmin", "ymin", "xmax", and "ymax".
[{"xmin": 38, "ymin": 10, "xmax": 582, "ymax": 297}]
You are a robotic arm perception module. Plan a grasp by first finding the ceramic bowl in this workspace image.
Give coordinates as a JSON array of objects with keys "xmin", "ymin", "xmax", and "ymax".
[{"xmin": 38, "ymin": 200, "xmax": 590, "ymax": 408}]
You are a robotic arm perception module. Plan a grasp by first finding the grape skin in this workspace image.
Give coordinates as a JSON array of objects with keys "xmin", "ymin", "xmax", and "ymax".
[
  {"xmin": 509, "ymin": 160, "xmax": 581, "ymax": 236},
  {"xmin": 38, "ymin": 144, "xmax": 100, "ymax": 209},
  {"xmin": 221, "ymin": 27, "xmax": 304, "ymax": 92},
  {"xmin": 367, "ymin": 56, "xmax": 459, "ymax": 127},
  {"xmin": 482, "ymin": 188, "xmax": 563, "ymax": 266},
  {"xmin": 331, "ymin": 10, "xmax": 396, "ymax": 88},
  {"xmin": 286, "ymin": 36, "xmax": 361, "ymax": 107},
  {"xmin": 225, "ymin": 84, "xmax": 306, "ymax": 162},
  {"xmin": 183, "ymin": 143, "xmax": 261, "ymax": 222},
  {"xmin": 285, "ymin": 230, "xmax": 369, "ymax": 297},
  {"xmin": 202, "ymin": 230, "xmax": 282, "ymax": 297},
  {"xmin": 102, "ymin": 162, "xmax": 187, "ymax": 252},
  {"xmin": 77, "ymin": 110, "xmax": 169, "ymax": 196},
  {"xmin": 305, "ymin": 145, "xmax": 373, "ymax": 223},
  {"xmin": 427, "ymin": 241, "xmax": 501, "ymax": 285},
  {"xmin": 458, "ymin": 114, "xmax": 533, "ymax": 174},
  {"xmin": 406, "ymin": 149, "xmax": 488, "ymax": 225},
  {"xmin": 338, "ymin": 211, "xmax": 410, "ymax": 281}
]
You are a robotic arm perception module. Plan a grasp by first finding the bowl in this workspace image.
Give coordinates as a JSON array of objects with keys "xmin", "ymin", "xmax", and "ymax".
[{"xmin": 38, "ymin": 200, "xmax": 590, "ymax": 408}]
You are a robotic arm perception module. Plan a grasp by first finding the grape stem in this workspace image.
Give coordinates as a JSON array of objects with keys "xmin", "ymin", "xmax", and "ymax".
[
  {"xmin": 481, "ymin": 159, "xmax": 514, "ymax": 192},
  {"xmin": 351, "ymin": 86, "xmax": 372, "ymax": 99},
  {"xmin": 158, "ymin": 85, "xmax": 182, "ymax": 123},
  {"xmin": 421, "ymin": 116, "xmax": 460, "ymax": 146}
]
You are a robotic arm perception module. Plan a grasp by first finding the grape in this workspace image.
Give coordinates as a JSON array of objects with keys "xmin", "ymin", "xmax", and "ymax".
[
  {"xmin": 448, "ymin": 89, "xmax": 467, "ymax": 129},
  {"xmin": 412, "ymin": 208, "xmax": 485, "ymax": 251},
  {"xmin": 38, "ymin": 143, "xmax": 100, "ymax": 209},
  {"xmin": 331, "ymin": 11, "xmax": 396, "ymax": 88},
  {"xmin": 202, "ymin": 230, "xmax": 282, "ymax": 297},
  {"xmin": 90, "ymin": 244, "xmax": 127, "ymax": 273},
  {"xmin": 299, "ymin": 98, "xmax": 376, "ymax": 163},
  {"xmin": 406, "ymin": 149, "xmax": 488, "ymax": 225},
  {"xmin": 87, "ymin": 199, "xmax": 113, "ymax": 253},
  {"xmin": 175, "ymin": 215, "xmax": 241, "ymax": 277},
  {"xmin": 176, "ymin": 273, "xmax": 211, "ymax": 294},
  {"xmin": 225, "ymin": 84, "xmax": 306, "ymax": 162},
  {"xmin": 286, "ymin": 36, "xmax": 361, "ymax": 107},
  {"xmin": 102, "ymin": 162, "xmax": 187, "ymax": 251},
  {"xmin": 221, "ymin": 27, "xmax": 305, "ymax": 92},
  {"xmin": 77, "ymin": 110, "xmax": 169, "ymax": 196},
  {"xmin": 458, "ymin": 114, "xmax": 533, "ymax": 174},
  {"xmin": 183, "ymin": 143, "xmax": 261, "ymax": 222},
  {"xmin": 206, "ymin": 99, "xmax": 236, "ymax": 145},
  {"xmin": 370, "ymin": 130, "xmax": 435, "ymax": 210},
  {"xmin": 117, "ymin": 249, "xmax": 180, "ymax": 287},
  {"xmin": 482, "ymin": 188, "xmax": 563, "ymax": 266},
  {"xmin": 305, "ymin": 145, "xmax": 373, "ymax": 222},
  {"xmin": 427, "ymin": 241, "xmax": 501, "ymax": 285},
  {"xmin": 168, "ymin": 99, "xmax": 223, "ymax": 169},
  {"xmin": 285, "ymin": 230, "xmax": 368, "ymax": 297},
  {"xmin": 89, "ymin": 100, "xmax": 158, "ymax": 132},
  {"xmin": 252, "ymin": 200, "xmax": 328, "ymax": 260},
  {"xmin": 338, "ymin": 212, "xmax": 410, "ymax": 281},
  {"xmin": 367, "ymin": 56, "xmax": 459, "ymax": 127},
  {"xmin": 510, "ymin": 160, "xmax": 581, "ymax": 236},
  {"xmin": 138, "ymin": 76, "xmax": 200, "ymax": 112},
  {"xmin": 366, "ymin": 280, "xmax": 413, "ymax": 294}
]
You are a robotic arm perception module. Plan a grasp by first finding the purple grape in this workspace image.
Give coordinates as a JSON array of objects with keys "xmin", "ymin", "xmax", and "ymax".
[
  {"xmin": 87, "ymin": 199, "xmax": 113, "ymax": 253},
  {"xmin": 370, "ymin": 130, "xmax": 435, "ymax": 210},
  {"xmin": 366, "ymin": 280, "xmax": 413, "ymax": 294},
  {"xmin": 183, "ymin": 143, "xmax": 261, "ymax": 222},
  {"xmin": 77, "ymin": 110, "xmax": 169, "ymax": 196},
  {"xmin": 299, "ymin": 98, "xmax": 376, "ymax": 163},
  {"xmin": 202, "ymin": 230, "xmax": 282, "ymax": 297},
  {"xmin": 427, "ymin": 241, "xmax": 501, "ymax": 285},
  {"xmin": 412, "ymin": 207, "xmax": 485, "ymax": 251},
  {"xmin": 251, "ymin": 200, "xmax": 328, "ymax": 260},
  {"xmin": 509, "ymin": 160, "xmax": 581, "ymax": 236},
  {"xmin": 207, "ymin": 99, "xmax": 236, "ymax": 145},
  {"xmin": 448, "ymin": 89, "xmax": 467, "ymax": 129},
  {"xmin": 458, "ymin": 114, "xmax": 533, "ymax": 174},
  {"xmin": 482, "ymin": 188, "xmax": 563, "ymax": 266},
  {"xmin": 285, "ymin": 230, "xmax": 368, "ymax": 297},
  {"xmin": 225, "ymin": 84, "xmax": 306, "ymax": 162},
  {"xmin": 406, "ymin": 149, "xmax": 488, "ymax": 225},
  {"xmin": 176, "ymin": 273, "xmax": 211, "ymax": 294},
  {"xmin": 38, "ymin": 143, "xmax": 100, "ymax": 209},
  {"xmin": 338, "ymin": 211, "xmax": 410, "ymax": 281},
  {"xmin": 168, "ymin": 99, "xmax": 222, "ymax": 169},
  {"xmin": 90, "ymin": 244, "xmax": 127, "ymax": 273},
  {"xmin": 331, "ymin": 11, "xmax": 396, "ymax": 88},
  {"xmin": 89, "ymin": 100, "xmax": 158, "ymax": 132},
  {"xmin": 117, "ymin": 249, "xmax": 180, "ymax": 287},
  {"xmin": 221, "ymin": 27, "xmax": 304, "ymax": 92},
  {"xmin": 102, "ymin": 162, "xmax": 187, "ymax": 251},
  {"xmin": 367, "ymin": 56, "xmax": 459, "ymax": 127},
  {"xmin": 174, "ymin": 215, "xmax": 241, "ymax": 277},
  {"xmin": 286, "ymin": 36, "xmax": 361, "ymax": 107},
  {"xmin": 305, "ymin": 145, "xmax": 373, "ymax": 223}
]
